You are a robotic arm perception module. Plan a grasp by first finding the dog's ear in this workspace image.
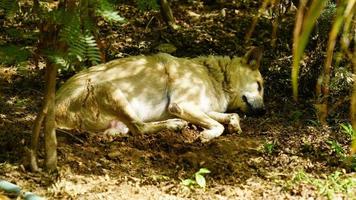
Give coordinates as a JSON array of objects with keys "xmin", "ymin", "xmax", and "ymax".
[{"xmin": 244, "ymin": 47, "xmax": 263, "ymax": 70}]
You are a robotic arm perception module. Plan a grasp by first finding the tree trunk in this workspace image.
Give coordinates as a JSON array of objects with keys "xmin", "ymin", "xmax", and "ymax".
[
  {"xmin": 29, "ymin": 62, "xmax": 58, "ymax": 171},
  {"xmin": 44, "ymin": 62, "xmax": 58, "ymax": 171},
  {"xmin": 29, "ymin": 15, "xmax": 60, "ymax": 171},
  {"xmin": 29, "ymin": 69, "xmax": 50, "ymax": 171},
  {"xmin": 29, "ymin": 0, "xmax": 77, "ymax": 171}
]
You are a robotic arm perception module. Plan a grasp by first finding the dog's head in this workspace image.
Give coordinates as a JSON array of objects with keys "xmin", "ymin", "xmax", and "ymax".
[{"xmin": 228, "ymin": 47, "xmax": 265, "ymax": 116}]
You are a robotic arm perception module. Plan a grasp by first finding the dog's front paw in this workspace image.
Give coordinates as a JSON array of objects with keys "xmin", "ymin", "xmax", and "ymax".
[
  {"xmin": 166, "ymin": 119, "xmax": 188, "ymax": 131},
  {"xmin": 228, "ymin": 122, "xmax": 242, "ymax": 134},
  {"xmin": 199, "ymin": 125, "xmax": 224, "ymax": 143},
  {"xmin": 227, "ymin": 113, "xmax": 242, "ymax": 134}
]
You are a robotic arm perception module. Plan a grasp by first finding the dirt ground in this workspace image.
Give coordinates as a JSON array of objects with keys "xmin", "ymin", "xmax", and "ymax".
[{"xmin": 1, "ymin": 1, "xmax": 356, "ymax": 199}]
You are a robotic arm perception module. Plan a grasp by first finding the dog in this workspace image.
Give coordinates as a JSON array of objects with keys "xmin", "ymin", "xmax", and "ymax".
[{"xmin": 55, "ymin": 47, "xmax": 265, "ymax": 142}]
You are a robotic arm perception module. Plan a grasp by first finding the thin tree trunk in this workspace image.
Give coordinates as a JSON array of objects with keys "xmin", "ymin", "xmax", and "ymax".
[
  {"xmin": 29, "ymin": 62, "xmax": 58, "ymax": 171},
  {"xmin": 44, "ymin": 62, "xmax": 58, "ymax": 171},
  {"xmin": 29, "ymin": 68, "xmax": 50, "ymax": 171},
  {"xmin": 29, "ymin": 16, "xmax": 60, "ymax": 171}
]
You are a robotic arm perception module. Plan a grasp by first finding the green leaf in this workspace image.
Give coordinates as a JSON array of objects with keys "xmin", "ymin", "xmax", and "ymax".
[
  {"xmin": 98, "ymin": 10, "xmax": 126, "ymax": 22},
  {"xmin": 181, "ymin": 179, "xmax": 195, "ymax": 186},
  {"xmin": 197, "ymin": 168, "xmax": 211, "ymax": 175},
  {"xmin": 97, "ymin": 0, "xmax": 126, "ymax": 23},
  {"xmin": 292, "ymin": 0, "xmax": 328, "ymax": 100},
  {"xmin": 340, "ymin": 123, "xmax": 355, "ymax": 138},
  {"xmin": 195, "ymin": 174, "xmax": 206, "ymax": 188}
]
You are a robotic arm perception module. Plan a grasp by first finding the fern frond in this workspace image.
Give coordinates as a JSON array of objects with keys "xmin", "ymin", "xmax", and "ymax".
[
  {"xmin": 50, "ymin": 1, "xmax": 112, "ymax": 69},
  {"xmin": 59, "ymin": 15, "xmax": 101, "ymax": 66},
  {"xmin": 47, "ymin": 54, "xmax": 72, "ymax": 70},
  {"xmin": 59, "ymin": 15, "xmax": 86, "ymax": 62},
  {"xmin": 43, "ymin": 48, "xmax": 72, "ymax": 70},
  {"xmin": 59, "ymin": 15, "xmax": 82, "ymax": 44},
  {"xmin": 96, "ymin": 0, "xmax": 126, "ymax": 23},
  {"xmin": 83, "ymin": 34, "xmax": 101, "ymax": 65}
]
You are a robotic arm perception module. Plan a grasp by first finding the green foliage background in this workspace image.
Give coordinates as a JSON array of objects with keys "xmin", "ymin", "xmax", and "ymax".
[{"xmin": 0, "ymin": 0, "xmax": 125, "ymax": 71}]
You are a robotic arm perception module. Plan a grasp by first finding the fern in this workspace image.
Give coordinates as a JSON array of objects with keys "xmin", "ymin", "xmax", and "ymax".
[
  {"xmin": 59, "ymin": 15, "xmax": 84, "ymax": 59},
  {"xmin": 96, "ymin": 0, "xmax": 126, "ymax": 22},
  {"xmin": 83, "ymin": 34, "xmax": 101, "ymax": 65},
  {"xmin": 38, "ymin": 0, "xmax": 124, "ymax": 71},
  {"xmin": 47, "ymin": 53, "xmax": 72, "ymax": 71},
  {"xmin": 58, "ymin": 13, "xmax": 101, "ymax": 69}
]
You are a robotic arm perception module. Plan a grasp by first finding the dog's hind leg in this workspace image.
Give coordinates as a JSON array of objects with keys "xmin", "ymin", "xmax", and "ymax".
[
  {"xmin": 140, "ymin": 118, "xmax": 188, "ymax": 134},
  {"xmin": 105, "ymin": 118, "xmax": 188, "ymax": 136},
  {"xmin": 101, "ymin": 86, "xmax": 187, "ymax": 135}
]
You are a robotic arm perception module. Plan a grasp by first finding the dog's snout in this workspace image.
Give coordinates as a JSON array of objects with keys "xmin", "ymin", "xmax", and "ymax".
[
  {"xmin": 252, "ymin": 106, "xmax": 266, "ymax": 116},
  {"xmin": 242, "ymin": 95, "xmax": 265, "ymax": 116}
]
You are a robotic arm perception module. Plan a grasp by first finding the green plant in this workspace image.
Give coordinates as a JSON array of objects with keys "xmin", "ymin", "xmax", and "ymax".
[
  {"xmin": 40, "ymin": 0, "xmax": 125, "ymax": 71},
  {"xmin": 327, "ymin": 140, "xmax": 345, "ymax": 157},
  {"xmin": 97, "ymin": 0, "xmax": 126, "ymax": 22},
  {"xmin": 181, "ymin": 168, "xmax": 211, "ymax": 188},
  {"xmin": 292, "ymin": 170, "xmax": 308, "ymax": 183},
  {"xmin": 0, "ymin": 0, "xmax": 125, "ymax": 71},
  {"xmin": 340, "ymin": 123, "xmax": 356, "ymax": 139},
  {"xmin": 57, "ymin": 14, "xmax": 102, "ymax": 69},
  {"xmin": 292, "ymin": 0, "xmax": 328, "ymax": 100},
  {"xmin": 263, "ymin": 141, "xmax": 276, "ymax": 154},
  {"xmin": 291, "ymin": 0, "xmax": 355, "ymax": 135},
  {"xmin": 292, "ymin": 170, "xmax": 356, "ymax": 199}
]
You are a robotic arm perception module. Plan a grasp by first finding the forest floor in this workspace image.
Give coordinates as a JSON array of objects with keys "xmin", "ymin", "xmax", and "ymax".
[{"xmin": 1, "ymin": 1, "xmax": 356, "ymax": 199}]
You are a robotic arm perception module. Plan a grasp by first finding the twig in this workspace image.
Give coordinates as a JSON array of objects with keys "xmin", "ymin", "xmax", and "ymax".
[
  {"xmin": 145, "ymin": 16, "xmax": 155, "ymax": 32},
  {"xmin": 276, "ymin": 55, "xmax": 293, "ymax": 61},
  {"xmin": 57, "ymin": 129, "xmax": 84, "ymax": 144}
]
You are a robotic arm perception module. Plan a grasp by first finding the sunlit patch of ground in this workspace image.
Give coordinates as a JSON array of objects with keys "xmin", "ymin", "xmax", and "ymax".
[{"xmin": 1, "ymin": 93, "xmax": 355, "ymax": 199}]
